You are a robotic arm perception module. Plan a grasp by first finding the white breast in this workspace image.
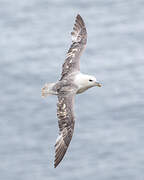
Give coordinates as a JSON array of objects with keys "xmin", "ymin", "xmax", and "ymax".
[
  {"xmin": 74, "ymin": 73, "xmax": 91, "ymax": 94},
  {"xmin": 76, "ymin": 86, "xmax": 90, "ymax": 94}
]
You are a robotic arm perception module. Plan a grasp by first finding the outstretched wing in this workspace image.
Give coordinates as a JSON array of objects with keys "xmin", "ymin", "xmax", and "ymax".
[
  {"xmin": 60, "ymin": 14, "xmax": 87, "ymax": 80},
  {"xmin": 54, "ymin": 91, "xmax": 76, "ymax": 168}
]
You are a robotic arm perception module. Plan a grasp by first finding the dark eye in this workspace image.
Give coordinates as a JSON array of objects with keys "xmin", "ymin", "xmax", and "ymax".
[{"xmin": 89, "ymin": 79, "xmax": 93, "ymax": 82}]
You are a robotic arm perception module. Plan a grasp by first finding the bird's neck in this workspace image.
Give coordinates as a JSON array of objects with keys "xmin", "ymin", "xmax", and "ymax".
[{"xmin": 74, "ymin": 73, "xmax": 91, "ymax": 94}]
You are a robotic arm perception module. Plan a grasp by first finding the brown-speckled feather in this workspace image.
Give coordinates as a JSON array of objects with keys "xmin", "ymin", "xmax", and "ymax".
[
  {"xmin": 54, "ymin": 91, "xmax": 76, "ymax": 168},
  {"xmin": 60, "ymin": 14, "xmax": 87, "ymax": 80}
]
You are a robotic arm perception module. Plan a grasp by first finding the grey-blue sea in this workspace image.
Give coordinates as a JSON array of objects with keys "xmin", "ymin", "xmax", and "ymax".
[{"xmin": 0, "ymin": 0, "xmax": 144, "ymax": 179}]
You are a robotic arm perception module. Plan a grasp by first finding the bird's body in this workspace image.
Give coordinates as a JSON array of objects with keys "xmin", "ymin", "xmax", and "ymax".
[
  {"xmin": 42, "ymin": 72, "xmax": 100, "ymax": 96},
  {"xmin": 42, "ymin": 14, "xmax": 101, "ymax": 168}
]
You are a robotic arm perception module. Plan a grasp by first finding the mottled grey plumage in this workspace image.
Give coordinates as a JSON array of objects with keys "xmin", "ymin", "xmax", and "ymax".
[
  {"xmin": 54, "ymin": 14, "xmax": 87, "ymax": 168},
  {"xmin": 42, "ymin": 14, "xmax": 101, "ymax": 168},
  {"xmin": 60, "ymin": 14, "xmax": 87, "ymax": 80},
  {"xmin": 55, "ymin": 89, "xmax": 76, "ymax": 167}
]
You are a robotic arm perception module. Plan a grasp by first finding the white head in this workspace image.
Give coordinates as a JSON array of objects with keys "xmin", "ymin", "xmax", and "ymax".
[
  {"xmin": 82, "ymin": 74, "xmax": 101, "ymax": 87},
  {"xmin": 74, "ymin": 73, "xmax": 101, "ymax": 93}
]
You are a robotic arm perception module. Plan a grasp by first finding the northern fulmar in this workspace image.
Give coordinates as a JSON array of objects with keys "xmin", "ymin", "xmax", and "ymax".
[{"xmin": 42, "ymin": 14, "xmax": 102, "ymax": 168}]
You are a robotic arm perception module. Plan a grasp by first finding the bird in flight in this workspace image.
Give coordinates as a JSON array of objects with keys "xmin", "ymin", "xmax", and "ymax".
[{"xmin": 42, "ymin": 14, "xmax": 102, "ymax": 168}]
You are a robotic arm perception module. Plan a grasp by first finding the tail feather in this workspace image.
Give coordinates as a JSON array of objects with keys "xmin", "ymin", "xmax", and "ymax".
[{"xmin": 41, "ymin": 83, "xmax": 57, "ymax": 97}]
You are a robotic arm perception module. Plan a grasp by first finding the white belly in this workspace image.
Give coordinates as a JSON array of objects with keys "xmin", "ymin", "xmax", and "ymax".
[{"xmin": 76, "ymin": 86, "xmax": 90, "ymax": 94}]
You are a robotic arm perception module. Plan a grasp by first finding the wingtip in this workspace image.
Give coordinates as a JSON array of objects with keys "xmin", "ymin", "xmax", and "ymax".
[
  {"xmin": 76, "ymin": 14, "xmax": 82, "ymax": 20},
  {"xmin": 75, "ymin": 13, "xmax": 85, "ymax": 27},
  {"xmin": 76, "ymin": 13, "xmax": 81, "ymax": 17},
  {"xmin": 54, "ymin": 153, "xmax": 58, "ymax": 168},
  {"xmin": 54, "ymin": 135, "xmax": 68, "ymax": 168},
  {"xmin": 54, "ymin": 157, "xmax": 60, "ymax": 168}
]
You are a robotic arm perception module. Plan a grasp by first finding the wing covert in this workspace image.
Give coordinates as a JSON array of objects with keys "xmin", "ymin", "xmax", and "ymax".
[
  {"xmin": 54, "ymin": 91, "xmax": 76, "ymax": 168},
  {"xmin": 60, "ymin": 14, "xmax": 87, "ymax": 80}
]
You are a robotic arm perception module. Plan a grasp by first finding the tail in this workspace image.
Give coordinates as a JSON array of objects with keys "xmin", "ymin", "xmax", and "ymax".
[{"xmin": 41, "ymin": 83, "xmax": 57, "ymax": 98}]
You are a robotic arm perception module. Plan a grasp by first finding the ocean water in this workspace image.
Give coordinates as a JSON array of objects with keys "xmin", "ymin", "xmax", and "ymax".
[{"xmin": 0, "ymin": 0, "xmax": 144, "ymax": 179}]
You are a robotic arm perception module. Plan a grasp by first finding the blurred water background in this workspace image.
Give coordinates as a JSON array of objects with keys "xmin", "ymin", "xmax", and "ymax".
[{"xmin": 0, "ymin": 0, "xmax": 144, "ymax": 179}]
